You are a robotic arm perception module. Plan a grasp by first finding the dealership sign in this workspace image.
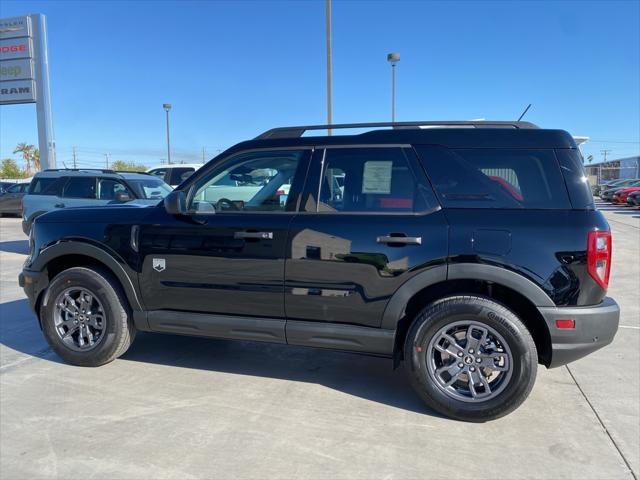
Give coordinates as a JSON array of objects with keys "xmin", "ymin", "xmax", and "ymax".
[
  {"xmin": 0, "ymin": 14, "xmax": 56, "ymax": 168},
  {"xmin": 0, "ymin": 20, "xmax": 35, "ymax": 103}
]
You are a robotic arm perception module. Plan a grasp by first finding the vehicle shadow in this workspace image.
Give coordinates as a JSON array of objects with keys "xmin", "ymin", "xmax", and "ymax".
[
  {"xmin": 0, "ymin": 240, "xmax": 28, "ymax": 255},
  {"xmin": 0, "ymin": 298, "xmax": 436, "ymax": 417}
]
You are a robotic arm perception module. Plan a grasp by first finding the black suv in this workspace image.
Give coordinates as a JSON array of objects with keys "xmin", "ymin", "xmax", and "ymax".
[{"xmin": 19, "ymin": 121, "xmax": 620, "ymax": 421}]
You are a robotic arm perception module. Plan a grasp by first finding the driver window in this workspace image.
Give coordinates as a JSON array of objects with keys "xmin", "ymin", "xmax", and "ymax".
[{"xmin": 190, "ymin": 150, "xmax": 305, "ymax": 213}]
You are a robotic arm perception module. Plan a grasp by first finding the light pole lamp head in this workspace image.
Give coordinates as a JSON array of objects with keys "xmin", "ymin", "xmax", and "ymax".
[
  {"xmin": 163, "ymin": 103, "xmax": 172, "ymax": 111},
  {"xmin": 387, "ymin": 52, "xmax": 400, "ymax": 65}
]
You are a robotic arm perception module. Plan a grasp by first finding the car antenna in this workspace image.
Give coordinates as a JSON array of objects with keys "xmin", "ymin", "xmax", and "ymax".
[{"xmin": 517, "ymin": 104, "xmax": 532, "ymax": 121}]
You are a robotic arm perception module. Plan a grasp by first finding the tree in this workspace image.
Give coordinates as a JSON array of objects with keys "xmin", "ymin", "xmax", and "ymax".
[
  {"xmin": 0, "ymin": 158, "xmax": 29, "ymax": 179},
  {"xmin": 33, "ymin": 148, "xmax": 41, "ymax": 171},
  {"xmin": 13, "ymin": 143, "xmax": 36, "ymax": 173},
  {"xmin": 111, "ymin": 160, "xmax": 147, "ymax": 172}
]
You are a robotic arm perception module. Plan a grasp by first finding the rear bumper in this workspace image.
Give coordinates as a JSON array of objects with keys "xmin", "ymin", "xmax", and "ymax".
[{"xmin": 538, "ymin": 297, "xmax": 620, "ymax": 368}]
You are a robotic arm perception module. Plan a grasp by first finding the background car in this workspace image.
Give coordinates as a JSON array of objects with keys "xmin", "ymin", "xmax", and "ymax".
[
  {"xmin": 22, "ymin": 169, "xmax": 172, "ymax": 234},
  {"xmin": 147, "ymin": 164, "xmax": 204, "ymax": 187},
  {"xmin": 626, "ymin": 190, "xmax": 640, "ymax": 207},
  {"xmin": 593, "ymin": 179, "xmax": 622, "ymax": 197},
  {"xmin": 613, "ymin": 185, "xmax": 640, "ymax": 204},
  {"xmin": 0, "ymin": 182, "xmax": 30, "ymax": 216},
  {"xmin": 0, "ymin": 181, "xmax": 16, "ymax": 194},
  {"xmin": 600, "ymin": 179, "xmax": 640, "ymax": 201}
]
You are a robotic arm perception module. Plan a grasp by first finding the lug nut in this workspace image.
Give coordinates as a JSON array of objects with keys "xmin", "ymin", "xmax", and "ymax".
[
  {"xmin": 458, "ymin": 363, "xmax": 464, "ymax": 368},
  {"xmin": 457, "ymin": 352, "xmax": 463, "ymax": 357},
  {"xmin": 476, "ymin": 358, "xmax": 482, "ymax": 363},
  {"xmin": 470, "ymin": 366, "xmax": 476, "ymax": 372},
  {"xmin": 469, "ymin": 348, "xmax": 475, "ymax": 354}
]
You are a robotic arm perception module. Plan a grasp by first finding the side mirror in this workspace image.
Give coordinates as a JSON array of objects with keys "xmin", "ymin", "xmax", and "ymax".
[
  {"xmin": 115, "ymin": 191, "xmax": 131, "ymax": 202},
  {"xmin": 164, "ymin": 189, "xmax": 188, "ymax": 215}
]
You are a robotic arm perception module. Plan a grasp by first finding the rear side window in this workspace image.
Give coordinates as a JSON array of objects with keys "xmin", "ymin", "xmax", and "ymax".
[
  {"xmin": 315, "ymin": 147, "xmax": 436, "ymax": 213},
  {"xmin": 28, "ymin": 177, "xmax": 65, "ymax": 196},
  {"xmin": 414, "ymin": 146, "xmax": 571, "ymax": 209},
  {"xmin": 63, "ymin": 177, "xmax": 97, "ymax": 199},
  {"xmin": 555, "ymin": 150, "xmax": 595, "ymax": 209}
]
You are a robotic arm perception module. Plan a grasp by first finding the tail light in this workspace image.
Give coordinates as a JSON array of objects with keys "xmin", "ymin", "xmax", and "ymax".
[
  {"xmin": 587, "ymin": 231, "xmax": 612, "ymax": 290},
  {"xmin": 276, "ymin": 189, "xmax": 285, "ymax": 196}
]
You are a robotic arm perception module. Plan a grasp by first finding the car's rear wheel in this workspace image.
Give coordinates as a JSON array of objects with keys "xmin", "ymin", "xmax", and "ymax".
[
  {"xmin": 41, "ymin": 266, "xmax": 136, "ymax": 366},
  {"xmin": 404, "ymin": 295, "xmax": 537, "ymax": 422}
]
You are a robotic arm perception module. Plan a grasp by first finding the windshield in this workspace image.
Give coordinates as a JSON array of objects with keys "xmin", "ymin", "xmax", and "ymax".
[{"xmin": 126, "ymin": 178, "xmax": 172, "ymax": 199}]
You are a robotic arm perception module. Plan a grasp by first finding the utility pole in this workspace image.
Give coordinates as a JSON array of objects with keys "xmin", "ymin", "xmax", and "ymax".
[
  {"xmin": 163, "ymin": 103, "xmax": 172, "ymax": 164},
  {"xmin": 387, "ymin": 53, "xmax": 400, "ymax": 122},
  {"xmin": 600, "ymin": 149, "xmax": 612, "ymax": 162},
  {"xmin": 326, "ymin": 0, "xmax": 332, "ymax": 135},
  {"xmin": 72, "ymin": 146, "xmax": 77, "ymax": 168},
  {"xmin": 104, "ymin": 153, "xmax": 110, "ymax": 169},
  {"xmin": 202, "ymin": 147, "xmax": 206, "ymax": 163}
]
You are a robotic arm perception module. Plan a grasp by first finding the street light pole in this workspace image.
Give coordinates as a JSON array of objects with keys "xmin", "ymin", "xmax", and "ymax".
[
  {"xmin": 163, "ymin": 103, "xmax": 172, "ymax": 164},
  {"xmin": 387, "ymin": 53, "xmax": 400, "ymax": 122},
  {"xmin": 326, "ymin": 0, "xmax": 333, "ymax": 135}
]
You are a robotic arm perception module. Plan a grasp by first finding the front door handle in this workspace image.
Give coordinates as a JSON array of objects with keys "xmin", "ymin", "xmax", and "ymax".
[
  {"xmin": 234, "ymin": 231, "xmax": 273, "ymax": 240},
  {"xmin": 376, "ymin": 234, "xmax": 422, "ymax": 245},
  {"xmin": 55, "ymin": 203, "xmax": 65, "ymax": 208}
]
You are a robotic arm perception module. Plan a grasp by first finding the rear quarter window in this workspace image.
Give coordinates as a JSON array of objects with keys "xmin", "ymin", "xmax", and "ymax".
[
  {"xmin": 414, "ymin": 146, "xmax": 571, "ymax": 209},
  {"xmin": 28, "ymin": 177, "xmax": 65, "ymax": 196}
]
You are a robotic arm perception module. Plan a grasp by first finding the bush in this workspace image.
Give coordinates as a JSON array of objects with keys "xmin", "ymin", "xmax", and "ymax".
[{"xmin": 0, "ymin": 159, "xmax": 30, "ymax": 179}]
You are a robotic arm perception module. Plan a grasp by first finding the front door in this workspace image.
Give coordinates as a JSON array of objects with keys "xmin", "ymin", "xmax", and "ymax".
[
  {"xmin": 138, "ymin": 148, "xmax": 311, "ymax": 319},
  {"xmin": 285, "ymin": 146, "xmax": 449, "ymax": 328}
]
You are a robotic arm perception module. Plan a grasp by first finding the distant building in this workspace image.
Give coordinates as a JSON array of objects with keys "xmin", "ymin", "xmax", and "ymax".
[{"xmin": 584, "ymin": 155, "xmax": 640, "ymax": 184}]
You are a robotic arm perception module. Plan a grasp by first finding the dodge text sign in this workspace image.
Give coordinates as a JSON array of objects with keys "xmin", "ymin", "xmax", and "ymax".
[
  {"xmin": 0, "ymin": 79, "xmax": 36, "ymax": 104},
  {"xmin": 0, "ymin": 38, "xmax": 32, "ymax": 60}
]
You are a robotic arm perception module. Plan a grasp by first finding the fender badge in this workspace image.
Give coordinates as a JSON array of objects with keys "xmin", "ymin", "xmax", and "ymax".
[{"xmin": 152, "ymin": 258, "xmax": 166, "ymax": 272}]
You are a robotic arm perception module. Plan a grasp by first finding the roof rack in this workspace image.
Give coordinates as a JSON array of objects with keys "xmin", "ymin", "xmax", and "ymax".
[
  {"xmin": 43, "ymin": 168, "xmax": 116, "ymax": 174},
  {"xmin": 255, "ymin": 121, "xmax": 540, "ymax": 140},
  {"xmin": 113, "ymin": 170, "xmax": 151, "ymax": 175}
]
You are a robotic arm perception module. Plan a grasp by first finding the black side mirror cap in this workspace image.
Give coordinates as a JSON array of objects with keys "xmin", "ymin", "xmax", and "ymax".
[{"xmin": 164, "ymin": 190, "xmax": 188, "ymax": 215}]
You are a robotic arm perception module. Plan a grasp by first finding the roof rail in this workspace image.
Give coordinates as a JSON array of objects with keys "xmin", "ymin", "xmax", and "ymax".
[
  {"xmin": 255, "ymin": 120, "xmax": 540, "ymax": 140},
  {"xmin": 43, "ymin": 168, "xmax": 116, "ymax": 174},
  {"xmin": 113, "ymin": 170, "xmax": 151, "ymax": 175}
]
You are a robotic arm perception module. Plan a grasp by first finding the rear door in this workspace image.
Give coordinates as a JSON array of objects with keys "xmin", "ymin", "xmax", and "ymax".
[{"xmin": 285, "ymin": 146, "xmax": 449, "ymax": 328}]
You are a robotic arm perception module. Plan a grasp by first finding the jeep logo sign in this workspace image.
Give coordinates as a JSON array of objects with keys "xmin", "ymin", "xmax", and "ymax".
[{"xmin": 0, "ymin": 79, "xmax": 35, "ymax": 103}]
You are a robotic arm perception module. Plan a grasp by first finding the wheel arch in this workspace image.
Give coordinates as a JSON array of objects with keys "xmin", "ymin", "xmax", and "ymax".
[
  {"xmin": 383, "ymin": 264, "xmax": 553, "ymax": 366},
  {"xmin": 33, "ymin": 241, "xmax": 143, "ymax": 313}
]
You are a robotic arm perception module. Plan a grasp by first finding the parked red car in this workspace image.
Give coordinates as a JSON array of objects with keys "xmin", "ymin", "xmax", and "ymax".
[{"xmin": 613, "ymin": 186, "xmax": 640, "ymax": 204}]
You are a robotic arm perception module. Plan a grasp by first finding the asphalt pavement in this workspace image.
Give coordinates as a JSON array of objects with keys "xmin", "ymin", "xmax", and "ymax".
[{"xmin": 0, "ymin": 204, "xmax": 638, "ymax": 480}]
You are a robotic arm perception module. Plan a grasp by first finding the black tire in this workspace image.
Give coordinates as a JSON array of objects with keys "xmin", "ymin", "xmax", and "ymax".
[
  {"xmin": 404, "ymin": 295, "xmax": 537, "ymax": 422},
  {"xmin": 40, "ymin": 266, "xmax": 136, "ymax": 367}
]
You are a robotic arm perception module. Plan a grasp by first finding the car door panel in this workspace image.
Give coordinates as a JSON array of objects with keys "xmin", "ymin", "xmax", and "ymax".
[
  {"xmin": 284, "ymin": 147, "xmax": 448, "ymax": 328},
  {"xmin": 138, "ymin": 148, "xmax": 311, "ymax": 320}
]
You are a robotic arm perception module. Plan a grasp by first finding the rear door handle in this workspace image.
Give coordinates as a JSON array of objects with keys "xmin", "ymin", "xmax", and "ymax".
[
  {"xmin": 376, "ymin": 235, "xmax": 422, "ymax": 245},
  {"xmin": 54, "ymin": 203, "xmax": 65, "ymax": 208},
  {"xmin": 234, "ymin": 231, "xmax": 273, "ymax": 240}
]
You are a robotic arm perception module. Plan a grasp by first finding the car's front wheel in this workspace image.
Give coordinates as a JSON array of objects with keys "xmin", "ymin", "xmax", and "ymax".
[
  {"xmin": 41, "ymin": 266, "xmax": 136, "ymax": 366},
  {"xmin": 404, "ymin": 295, "xmax": 537, "ymax": 422}
]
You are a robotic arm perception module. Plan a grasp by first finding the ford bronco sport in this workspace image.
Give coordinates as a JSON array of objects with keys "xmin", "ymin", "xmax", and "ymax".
[{"xmin": 19, "ymin": 121, "xmax": 620, "ymax": 421}]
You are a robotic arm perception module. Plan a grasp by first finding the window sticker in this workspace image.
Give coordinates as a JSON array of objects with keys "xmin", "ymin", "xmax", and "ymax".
[{"xmin": 362, "ymin": 161, "xmax": 393, "ymax": 194}]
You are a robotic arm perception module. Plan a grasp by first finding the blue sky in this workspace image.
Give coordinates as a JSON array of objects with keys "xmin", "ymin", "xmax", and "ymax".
[{"xmin": 1, "ymin": 0, "xmax": 638, "ymax": 169}]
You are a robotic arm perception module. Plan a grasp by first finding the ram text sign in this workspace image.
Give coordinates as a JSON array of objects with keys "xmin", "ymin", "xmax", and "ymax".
[{"xmin": 0, "ymin": 79, "xmax": 36, "ymax": 103}]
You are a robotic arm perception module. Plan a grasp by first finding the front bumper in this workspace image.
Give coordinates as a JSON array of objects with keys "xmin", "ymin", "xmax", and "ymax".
[
  {"xmin": 21, "ymin": 219, "xmax": 30, "ymax": 235},
  {"xmin": 538, "ymin": 297, "xmax": 620, "ymax": 368},
  {"xmin": 19, "ymin": 268, "xmax": 49, "ymax": 312}
]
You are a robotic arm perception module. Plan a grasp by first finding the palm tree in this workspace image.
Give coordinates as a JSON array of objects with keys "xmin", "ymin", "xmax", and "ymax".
[
  {"xmin": 32, "ymin": 148, "xmax": 41, "ymax": 171},
  {"xmin": 13, "ymin": 143, "xmax": 36, "ymax": 173}
]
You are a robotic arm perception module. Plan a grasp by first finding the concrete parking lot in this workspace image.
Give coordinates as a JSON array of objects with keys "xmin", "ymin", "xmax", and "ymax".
[{"xmin": 1, "ymin": 204, "xmax": 638, "ymax": 480}]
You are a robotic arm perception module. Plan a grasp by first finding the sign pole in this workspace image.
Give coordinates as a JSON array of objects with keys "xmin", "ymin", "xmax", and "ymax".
[{"xmin": 30, "ymin": 14, "xmax": 55, "ymax": 169}]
